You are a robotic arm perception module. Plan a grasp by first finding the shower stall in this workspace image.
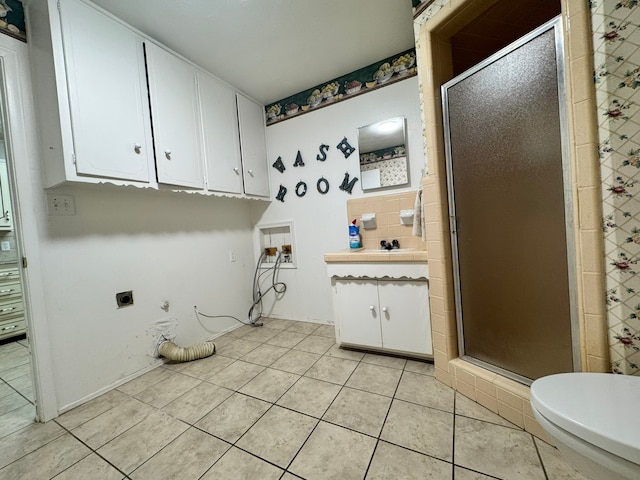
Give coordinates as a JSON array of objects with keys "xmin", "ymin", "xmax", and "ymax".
[{"xmin": 442, "ymin": 18, "xmax": 579, "ymax": 384}]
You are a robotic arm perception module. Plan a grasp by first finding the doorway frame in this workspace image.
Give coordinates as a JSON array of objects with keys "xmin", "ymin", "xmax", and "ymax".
[
  {"xmin": 415, "ymin": 0, "xmax": 607, "ymax": 435},
  {"xmin": 0, "ymin": 34, "xmax": 57, "ymax": 422}
]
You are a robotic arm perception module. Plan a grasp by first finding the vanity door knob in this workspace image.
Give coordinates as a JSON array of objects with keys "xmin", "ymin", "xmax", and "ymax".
[
  {"xmin": 382, "ymin": 307, "xmax": 389, "ymax": 313},
  {"xmin": 165, "ymin": 150, "xmax": 172, "ymax": 159},
  {"xmin": 233, "ymin": 167, "xmax": 240, "ymax": 174},
  {"xmin": 369, "ymin": 305, "xmax": 375, "ymax": 311},
  {"xmin": 134, "ymin": 144, "xmax": 142, "ymax": 154},
  {"xmin": 247, "ymin": 169, "xmax": 254, "ymax": 176}
]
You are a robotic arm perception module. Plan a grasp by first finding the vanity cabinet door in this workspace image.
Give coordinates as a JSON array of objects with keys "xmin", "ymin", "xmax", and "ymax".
[
  {"xmin": 59, "ymin": 0, "xmax": 153, "ymax": 182},
  {"xmin": 146, "ymin": 42, "xmax": 204, "ymax": 188},
  {"xmin": 334, "ymin": 279, "xmax": 383, "ymax": 348},
  {"xmin": 199, "ymin": 73, "xmax": 243, "ymax": 194},
  {"xmin": 378, "ymin": 280, "xmax": 432, "ymax": 355},
  {"xmin": 237, "ymin": 94, "xmax": 269, "ymax": 197}
]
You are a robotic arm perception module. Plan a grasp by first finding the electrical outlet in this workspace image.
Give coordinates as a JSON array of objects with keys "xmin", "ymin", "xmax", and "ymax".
[
  {"xmin": 47, "ymin": 193, "xmax": 76, "ymax": 215},
  {"xmin": 116, "ymin": 290, "xmax": 134, "ymax": 308}
]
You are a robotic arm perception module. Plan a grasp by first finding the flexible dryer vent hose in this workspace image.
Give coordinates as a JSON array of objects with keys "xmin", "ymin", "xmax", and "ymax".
[{"xmin": 158, "ymin": 340, "xmax": 216, "ymax": 363}]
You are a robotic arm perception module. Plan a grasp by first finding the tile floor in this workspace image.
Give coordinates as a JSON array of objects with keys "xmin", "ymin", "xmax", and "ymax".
[
  {"xmin": 0, "ymin": 336, "xmax": 36, "ymax": 438},
  {"xmin": 0, "ymin": 320, "xmax": 588, "ymax": 479}
]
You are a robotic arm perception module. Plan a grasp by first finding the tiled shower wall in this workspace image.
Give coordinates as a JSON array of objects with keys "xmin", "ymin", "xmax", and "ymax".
[
  {"xmin": 593, "ymin": 0, "xmax": 640, "ymax": 375},
  {"xmin": 346, "ymin": 190, "xmax": 427, "ymax": 251}
]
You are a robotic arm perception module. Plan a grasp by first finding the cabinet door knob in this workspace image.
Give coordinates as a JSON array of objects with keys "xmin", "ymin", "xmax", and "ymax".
[
  {"xmin": 233, "ymin": 167, "xmax": 240, "ymax": 174},
  {"xmin": 134, "ymin": 144, "xmax": 142, "ymax": 154},
  {"xmin": 165, "ymin": 150, "xmax": 172, "ymax": 159},
  {"xmin": 369, "ymin": 305, "xmax": 375, "ymax": 311},
  {"xmin": 382, "ymin": 307, "xmax": 389, "ymax": 313},
  {"xmin": 247, "ymin": 169, "xmax": 254, "ymax": 176}
]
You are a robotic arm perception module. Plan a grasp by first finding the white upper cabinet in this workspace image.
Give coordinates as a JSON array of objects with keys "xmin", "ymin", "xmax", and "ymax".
[
  {"xmin": 145, "ymin": 42, "xmax": 204, "ymax": 189},
  {"xmin": 237, "ymin": 94, "xmax": 270, "ymax": 198},
  {"xmin": 28, "ymin": 0, "xmax": 270, "ymax": 199},
  {"xmin": 59, "ymin": 0, "xmax": 153, "ymax": 182},
  {"xmin": 198, "ymin": 73, "xmax": 243, "ymax": 194}
]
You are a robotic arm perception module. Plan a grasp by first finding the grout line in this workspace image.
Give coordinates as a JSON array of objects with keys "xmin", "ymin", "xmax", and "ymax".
[
  {"xmin": 361, "ymin": 362, "xmax": 406, "ymax": 478},
  {"xmin": 452, "ymin": 389, "xmax": 457, "ymax": 480},
  {"xmin": 532, "ymin": 433, "xmax": 551, "ymax": 480},
  {"xmin": 54, "ymin": 421, "xmax": 130, "ymax": 479}
]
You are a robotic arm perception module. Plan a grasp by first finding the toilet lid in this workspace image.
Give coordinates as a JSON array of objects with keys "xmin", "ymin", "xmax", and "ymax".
[{"xmin": 530, "ymin": 373, "xmax": 640, "ymax": 464}]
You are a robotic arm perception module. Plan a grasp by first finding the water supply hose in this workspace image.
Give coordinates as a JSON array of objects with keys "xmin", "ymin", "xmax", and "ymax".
[
  {"xmin": 157, "ymin": 339, "xmax": 216, "ymax": 362},
  {"xmin": 248, "ymin": 251, "xmax": 287, "ymax": 325}
]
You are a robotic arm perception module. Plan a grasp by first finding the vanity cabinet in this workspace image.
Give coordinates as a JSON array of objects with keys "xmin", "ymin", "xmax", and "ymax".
[
  {"xmin": 0, "ymin": 265, "xmax": 25, "ymax": 341},
  {"xmin": 333, "ymin": 278, "xmax": 432, "ymax": 356},
  {"xmin": 29, "ymin": 0, "xmax": 270, "ymax": 198},
  {"xmin": 145, "ymin": 42, "xmax": 204, "ymax": 188}
]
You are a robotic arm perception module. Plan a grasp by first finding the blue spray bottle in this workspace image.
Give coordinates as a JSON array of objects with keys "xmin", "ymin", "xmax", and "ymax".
[{"xmin": 349, "ymin": 219, "xmax": 361, "ymax": 249}]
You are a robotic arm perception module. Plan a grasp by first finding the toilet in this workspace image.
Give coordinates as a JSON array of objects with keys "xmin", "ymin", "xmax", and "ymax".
[{"xmin": 530, "ymin": 373, "xmax": 640, "ymax": 480}]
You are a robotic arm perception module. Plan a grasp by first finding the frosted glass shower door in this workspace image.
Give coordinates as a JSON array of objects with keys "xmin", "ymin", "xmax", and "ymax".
[{"xmin": 442, "ymin": 18, "xmax": 576, "ymax": 382}]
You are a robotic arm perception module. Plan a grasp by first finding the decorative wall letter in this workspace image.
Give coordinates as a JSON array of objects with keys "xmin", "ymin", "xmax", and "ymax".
[
  {"xmin": 339, "ymin": 172, "xmax": 358, "ymax": 194},
  {"xmin": 316, "ymin": 144, "xmax": 330, "ymax": 162},
  {"xmin": 317, "ymin": 177, "xmax": 330, "ymax": 194},
  {"xmin": 295, "ymin": 181, "xmax": 307, "ymax": 197},
  {"xmin": 336, "ymin": 137, "xmax": 356, "ymax": 158},
  {"xmin": 272, "ymin": 156, "xmax": 285, "ymax": 173},
  {"xmin": 276, "ymin": 185, "xmax": 288, "ymax": 202},
  {"xmin": 293, "ymin": 150, "xmax": 305, "ymax": 167}
]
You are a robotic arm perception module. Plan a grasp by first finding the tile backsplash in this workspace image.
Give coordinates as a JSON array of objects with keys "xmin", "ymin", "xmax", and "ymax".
[{"xmin": 346, "ymin": 190, "xmax": 426, "ymax": 251}]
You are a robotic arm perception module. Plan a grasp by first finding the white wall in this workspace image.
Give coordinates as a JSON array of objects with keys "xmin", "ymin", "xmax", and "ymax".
[
  {"xmin": 253, "ymin": 78, "xmax": 425, "ymax": 323},
  {"xmin": 40, "ymin": 186, "xmax": 257, "ymax": 409}
]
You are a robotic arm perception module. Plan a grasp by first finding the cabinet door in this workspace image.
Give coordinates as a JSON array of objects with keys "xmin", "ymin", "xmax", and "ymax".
[
  {"xmin": 334, "ymin": 279, "xmax": 382, "ymax": 348},
  {"xmin": 60, "ymin": 0, "xmax": 152, "ymax": 182},
  {"xmin": 146, "ymin": 42, "xmax": 204, "ymax": 188},
  {"xmin": 378, "ymin": 280, "xmax": 432, "ymax": 355},
  {"xmin": 0, "ymin": 161, "xmax": 12, "ymax": 231},
  {"xmin": 236, "ymin": 94, "xmax": 269, "ymax": 197},
  {"xmin": 198, "ymin": 73, "xmax": 243, "ymax": 194}
]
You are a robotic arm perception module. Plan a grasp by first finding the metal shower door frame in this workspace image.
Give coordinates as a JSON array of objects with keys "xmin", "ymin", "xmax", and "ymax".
[{"xmin": 441, "ymin": 16, "xmax": 580, "ymax": 385}]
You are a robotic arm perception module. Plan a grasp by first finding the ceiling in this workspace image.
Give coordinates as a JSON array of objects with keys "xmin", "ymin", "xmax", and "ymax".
[{"xmin": 89, "ymin": 0, "xmax": 416, "ymax": 105}]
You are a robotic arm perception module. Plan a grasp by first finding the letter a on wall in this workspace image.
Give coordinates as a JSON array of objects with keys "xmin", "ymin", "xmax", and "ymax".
[{"xmin": 293, "ymin": 150, "xmax": 305, "ymax": 167}]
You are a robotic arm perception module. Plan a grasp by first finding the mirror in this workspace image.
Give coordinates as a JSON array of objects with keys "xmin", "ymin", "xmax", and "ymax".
[{"xmin": 358, "ymin": 116, "xmax": 409, "ymax": 191}]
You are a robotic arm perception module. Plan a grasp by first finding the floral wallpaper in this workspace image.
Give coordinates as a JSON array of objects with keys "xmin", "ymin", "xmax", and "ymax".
[
  {"xmin": 265, "ymin": 49, "xmax": 416, "ymax": 126},
  {"xmin": 0, "ymin": 0, "xmax": 25, "ymax": 43},
  {"xmin": 361, "ymin": 157, "xmax": 409, "ymax": 189},
  {"xmin": 593, "ymin": 0, "xmax": 640, "ymax": 375}
]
